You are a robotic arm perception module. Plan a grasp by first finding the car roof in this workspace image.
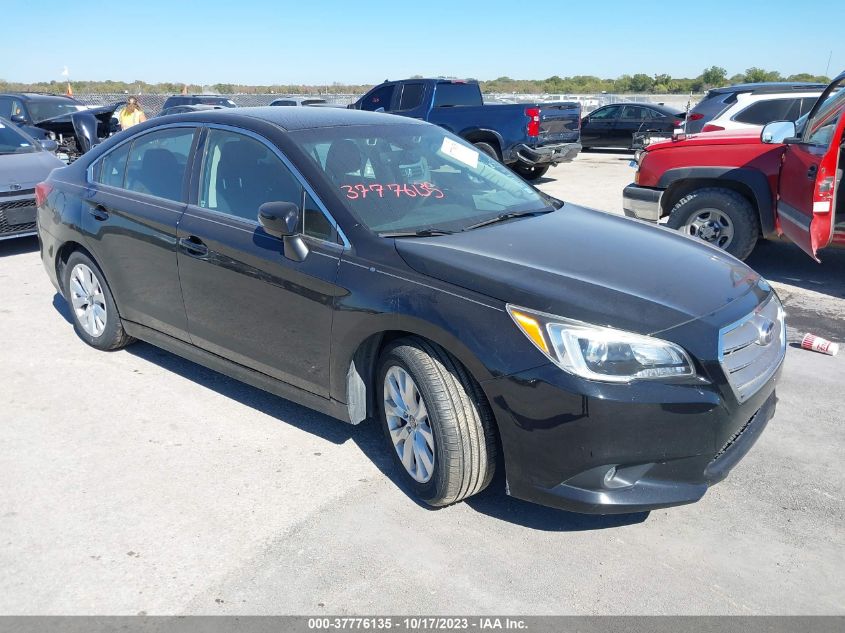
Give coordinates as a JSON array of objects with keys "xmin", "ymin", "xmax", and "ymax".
[
  {"xmin": 162, "ymin": 105, "xmax": 427, "ymax": 131},
  {"xmin": 0, "ymin": 92, "xmax": 81, "ymax": 102},
  {"xmin": 597, "ymin": 102, "xmax": 683, "ymax": 115},
  {"xmin": 708, "ymin": 82, "xmax": 827, "ymax": 95}
]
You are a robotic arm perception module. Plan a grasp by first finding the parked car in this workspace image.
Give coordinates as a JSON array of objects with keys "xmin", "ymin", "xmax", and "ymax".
[
  {"xmin": 37, "ymin": 107, "xmax": 784, "ymax": 514},
  {"xmin": 0, "ymin": 117, "xmax": 64, "ymax": 240},
  {"xmin": 581, "ymin": 103, "xmax": 685, "ymax": 149},
  {"xmin": 0, "ymin": 92, "xmax": 119, "ymax": 161},
  {"xmin": 156, "ymin": 104, "xmax": 224, "ymax": 117},
  {"xmin": 698, "ymin": 90, "xmax": 821, "ymax": 133},
  {"xmin": 270, "ymin": 97, "xmax": 328, "ymax": 106},
  {"xmin": 623, "ymin": 71, "xmax": 845, "ymax": 261},
  {"xmin": 349, "ymin": 78, "xmax": 581, "ymax": 180},
  {"xmin": 159, "ymin": 95, "xmax": 237, "ymax": 112},
  {"xmin": 685, "ymin": 82, "xmax": 826, "ymax": 134}
]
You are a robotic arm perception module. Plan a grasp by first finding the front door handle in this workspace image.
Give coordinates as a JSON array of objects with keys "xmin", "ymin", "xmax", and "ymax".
[
  {"xmin": 88, "ymin": 205, "xmax": 109, "ymax": 222},
  {"xmin": 179, "ymin": 236, "xmax": 208, "ymax": 257},
  {"xmin": 807, "ymin": 164, "xmax": 818, "ymax": 179}
]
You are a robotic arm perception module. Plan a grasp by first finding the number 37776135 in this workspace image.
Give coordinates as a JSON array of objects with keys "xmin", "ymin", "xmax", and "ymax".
[{"xmin": 341, "ymin": 182, "xmax": 445, "ymax": 200}]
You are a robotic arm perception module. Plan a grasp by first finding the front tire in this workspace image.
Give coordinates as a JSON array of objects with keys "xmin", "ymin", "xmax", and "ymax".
[
  {"xmin": 63, "ymin": 251, "xmax": 135, "ymax": 351},
  {"xmin": 666, "ymin": 187, "xmax": 759, "ymax": 260},
  {"xmin": 377, "ymin": 337, "xmax": 497, "ymax": 507},
  {"xmin": 512, "ymin": 163, "xmax": 550, "ymax": 181}
]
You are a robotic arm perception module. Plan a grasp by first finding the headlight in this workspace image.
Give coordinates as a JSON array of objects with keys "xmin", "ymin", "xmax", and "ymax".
[{"xmin": 507, "ymin": 305, "xmax": 695, "ymax": 383}]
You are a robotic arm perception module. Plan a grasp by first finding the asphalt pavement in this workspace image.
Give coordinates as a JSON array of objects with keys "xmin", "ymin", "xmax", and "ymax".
[{"xmin": 0, "ymin": 151, "xmax": 842, "ymax": 615}]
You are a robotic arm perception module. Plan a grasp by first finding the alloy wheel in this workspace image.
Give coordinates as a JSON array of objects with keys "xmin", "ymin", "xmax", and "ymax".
[
  {"xmin": 69, "ymin": 263, "xmax": 107, "ymax": 338},
  {"xmin": 383, "ymin": 366, "xmax": 435, "ymax": 483}
]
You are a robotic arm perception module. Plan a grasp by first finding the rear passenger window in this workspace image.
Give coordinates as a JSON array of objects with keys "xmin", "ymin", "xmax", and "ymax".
[
  {"xmin": 398, "ymin": 83, "xmax": 424, "ymax": 111},
  {"xmin": 124, "ymin": 128, "xmax": 195, "ymax": 202},
  {"xmin": 199, "ymin": 129, "xmax": 302, "ymax": 222},
  {"xmin": 98, "ymin": 142, "xmax": 131, "ymax": 188},
  {"xmin": 734, "ymin": 99, "xmax": 795, "ymax": 125}
]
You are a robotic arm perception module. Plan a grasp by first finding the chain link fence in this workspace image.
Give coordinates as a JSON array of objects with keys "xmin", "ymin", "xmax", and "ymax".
[{"xmin": 74, "ymin": 92, "xmax": 700, "ymax": 116}]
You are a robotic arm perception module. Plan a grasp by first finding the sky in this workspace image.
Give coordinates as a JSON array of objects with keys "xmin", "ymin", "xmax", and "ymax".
[{"xmin": 3, "ymin": 0, "xmax": 843, "ymax": 86}]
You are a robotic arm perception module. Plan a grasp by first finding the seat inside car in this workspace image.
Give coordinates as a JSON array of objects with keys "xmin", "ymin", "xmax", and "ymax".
[
  {"xmin": 325, "ymin": 139, "xmax": 364, "ymax": 185},
  {"xmin": 214, "ymin": 140, "xmax": 286, "ymax": 216},
  {"xmin": 136, "ymin": 149, "xmax": 182, "ymax": 200}
]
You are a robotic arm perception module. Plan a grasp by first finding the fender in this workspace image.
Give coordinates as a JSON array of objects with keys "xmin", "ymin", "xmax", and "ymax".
[
  {"xmin": 658, "ymin": 167, "xmax": 776, "ymax": 237},
  {"xmin": 458, "ymin": 126, "xmax": 506, "ymax": 154}
]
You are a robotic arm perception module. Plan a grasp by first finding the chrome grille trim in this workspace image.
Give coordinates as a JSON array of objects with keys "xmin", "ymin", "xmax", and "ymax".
[{"xmin": 718, "ymin": 294, "xmax": 786, "ymax": 404}]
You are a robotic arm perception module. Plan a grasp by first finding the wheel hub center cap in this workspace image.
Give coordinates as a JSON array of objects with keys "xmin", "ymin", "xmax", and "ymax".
[{"xmin": 699, "ymin": 222, "xmax": 720, "ymax": 240}]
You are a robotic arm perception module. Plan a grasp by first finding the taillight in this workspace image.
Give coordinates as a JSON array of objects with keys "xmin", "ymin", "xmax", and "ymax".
[
  {"xmin": 702, "ymin": 124, "xmax": 725, "ymax": 132},
  {"xmin": 35, "ymin": 182, "xmax": 53, "ymax": 208},
  {"xmin": 672, "ymin": 119, "xmax": 682, "ymax": 127},
  {"xmin": 525, "ymin": 107, "xmax": 541, "ymax": 137},
  {"xmin": 688, "ymin": 113, "xmax": 704, "ymax": 121}
]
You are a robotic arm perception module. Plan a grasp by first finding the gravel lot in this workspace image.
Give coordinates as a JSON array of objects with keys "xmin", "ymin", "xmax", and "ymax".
[{"xmin": 0, "ymin": 151, "xmax": 843, "ymax": 615}]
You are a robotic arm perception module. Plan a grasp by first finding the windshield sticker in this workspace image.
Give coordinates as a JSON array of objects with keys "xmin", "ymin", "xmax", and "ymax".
[
  {"xmin": 20, "ymin": 143, "xmax": 30, "ymax": 147},
  {"xmin": 0, "ymin": 123, "xmax": 5, "ymax": 129},
  {"xmin": 342, "ymin": 183, "xmax": 444, "ymax": 200},
  {"xmin": 439, "ymin": 137, "xmax": 479, "ymax": 169}
]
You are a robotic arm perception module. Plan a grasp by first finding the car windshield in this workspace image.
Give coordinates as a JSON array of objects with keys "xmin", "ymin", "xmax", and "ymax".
[
  {"xmin": 27, "ymin": 101, "xmax": 83, "ymax": 123},
  {"xmin": 0, "ymin": 120, "xmax": 37, "ymax": 154},
  {"xmin": 290, "ymin": 124, "xmax": 554, "ymax": 234}
]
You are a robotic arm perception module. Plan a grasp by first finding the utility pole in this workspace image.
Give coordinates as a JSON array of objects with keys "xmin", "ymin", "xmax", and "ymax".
[{"xmin": 825, "ymin": 50, "xmax": 832, "ymax": 78}]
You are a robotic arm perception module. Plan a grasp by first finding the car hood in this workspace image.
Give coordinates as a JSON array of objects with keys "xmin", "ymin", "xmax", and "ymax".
[
  {"xmin": 647, "ymin": 127, "xmax": 764, "ymax": 151},
  {"xmin": 394, "ymin": 205, "xmax": 766, "ymax": 336},
  {"xmin": 0, "ymin": 150, "xmax": 64, "ymax": 192}
]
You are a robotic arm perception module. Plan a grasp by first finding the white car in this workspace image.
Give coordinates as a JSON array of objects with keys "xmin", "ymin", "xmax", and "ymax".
[{"xmin": 700, "ymin": 90, "xmax": 821, "ymax": 133}]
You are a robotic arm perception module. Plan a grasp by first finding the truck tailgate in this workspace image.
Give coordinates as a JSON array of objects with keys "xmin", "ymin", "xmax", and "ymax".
[{"xmin": 537, "ymin": 102, "xmax": 581, "ymax": 143}]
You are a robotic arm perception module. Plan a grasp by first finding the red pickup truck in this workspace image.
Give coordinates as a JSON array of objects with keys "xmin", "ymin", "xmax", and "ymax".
[{"xmin": 623, "ymin": 72, "xmax": 845, "ymax": 261}]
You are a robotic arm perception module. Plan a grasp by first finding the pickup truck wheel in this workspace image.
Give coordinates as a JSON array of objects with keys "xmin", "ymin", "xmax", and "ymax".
[
  {"xmin": 377, "ymin": 337, "xmax": 497, "ymax": 507},
  {"xmin": 473, "ymin": 142, "xmax": 500, "ymax": 162},
  {"xmin": 512, "ymin": 163, "xmax": 550, "ymax": 181},
  {"xmin": 667, "ymin": 188, "xmax": 759, "ymax": 260},
  {"xmin": 63, "ymin": 251, "xmax": 135, "ymax": 351}
]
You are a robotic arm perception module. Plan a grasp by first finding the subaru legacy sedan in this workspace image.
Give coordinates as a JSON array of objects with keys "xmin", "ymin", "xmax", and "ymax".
[{"xmin": 36, "ymin": 108, "xmax": 785, "ymax": 514}]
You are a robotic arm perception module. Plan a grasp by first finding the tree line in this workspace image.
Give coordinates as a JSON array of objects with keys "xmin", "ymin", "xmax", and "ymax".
[{"xmin": 0, "ymin": 67, "xmax": 831, "ymax": 96}]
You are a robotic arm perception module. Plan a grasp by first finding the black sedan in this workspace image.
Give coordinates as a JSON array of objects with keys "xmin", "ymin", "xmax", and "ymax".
[
  {"xmin": 581, "ymin": 102, "xmax": 684, "ymax": 149},
  {"xmin": 36, "ymin": 108, "xmax": 784, "ymax": 514}
]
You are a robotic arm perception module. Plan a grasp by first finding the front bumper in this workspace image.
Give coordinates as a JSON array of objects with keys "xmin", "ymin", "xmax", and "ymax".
[
  {"xmin": 514, "ymin": 142, "xmax": 582, "ymax": 166},
  {"xmin": 482, "ymin": 360, "xmax": 781, "ymax": 514},
  {"xmin": 622, "ymin": 183, "xmax": 663, "ymax": 222}
]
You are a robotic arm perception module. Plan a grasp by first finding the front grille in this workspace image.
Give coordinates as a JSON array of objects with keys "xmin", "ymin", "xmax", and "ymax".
[
  {"xmin": 0, "ymin": 188, "xmax": 35, "ymax": 198},
  {"xmin": 719, "ymin": 294, "xmax": 786, "ymax": 403},
  {"xmin": 0, "ymin": 197, "xmax": 37, "ymax": 236}
]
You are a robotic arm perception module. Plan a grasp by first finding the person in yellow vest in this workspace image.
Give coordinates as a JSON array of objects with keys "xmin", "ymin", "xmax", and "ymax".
[{"xmin": 118, "ymin": 97, "xmax": 147, "ymax": 130}]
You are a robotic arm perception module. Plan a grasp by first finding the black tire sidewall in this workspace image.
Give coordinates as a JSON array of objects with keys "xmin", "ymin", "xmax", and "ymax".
[
  {"xmin": 473, "ymin": 142, "xmax": 500, "ymax": 162},
  {"xmin": 667, "ymin": 189, "xmax": 759, "ymax": 260},
  {"xmin": 63, "ymin": 252, "xmax": 123, "ymax": 350},
  {"xmin": 513, "ymin": 163, "xmax": 550, "ymax": 181},
  {"xmin": 377, "ymin": 347, "xmax": 450, "ymax": 504}
]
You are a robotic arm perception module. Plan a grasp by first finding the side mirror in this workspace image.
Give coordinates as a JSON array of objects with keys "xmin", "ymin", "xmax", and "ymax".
[
  {"xmin": 761, "ymin": 120, "xmax": 797, "ymax": 144},
  {"xmin": 10, "ymin": 114, "xmax": 26, "ymax": 124},
  {"xmin": 258, "ymin": 201, "xmax": 309, "ymax": 262},
  {"xmin": 38, "ymin": 139, "xmax": 59, "ymax": 153}
]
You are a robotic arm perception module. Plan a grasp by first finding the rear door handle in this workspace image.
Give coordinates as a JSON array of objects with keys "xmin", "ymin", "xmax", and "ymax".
[
  {"xmin": 807, "ymin": 164, "xmax": 818, "ymax": 179},
  {"xmin": 88, "ymin": 205, "xmax": 109, "ymax": 222},
  {"xmin": 179, "ymin": 236, "xmax": 208, "ymax": 257}
]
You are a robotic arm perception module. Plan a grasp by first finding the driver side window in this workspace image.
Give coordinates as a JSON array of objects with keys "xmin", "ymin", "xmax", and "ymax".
[
  {"xmin": 805, "ymin": 80, "xmax": 845, "ymax": 148},
  {"xmin": 360, "ymin": 85, "xmax": 395, "ymax": 112}
]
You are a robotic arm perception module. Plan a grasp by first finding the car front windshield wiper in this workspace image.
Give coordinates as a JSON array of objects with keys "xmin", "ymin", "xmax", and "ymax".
[
  {"xmin": 379, "ymin": 228, "xmax": 456, "ymax": 238},
  {"xmin": 461, "ymin": 207, "xmax": 555, "ymax": 232}
]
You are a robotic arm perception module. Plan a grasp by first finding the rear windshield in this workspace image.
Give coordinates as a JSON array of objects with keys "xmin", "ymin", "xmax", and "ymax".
[
  {"xmin": 433, "ymin": 83, "xmax": 482, "ymax": 108},
  {"xmin": 0, "ymin": 120, "xmax": 37, "ymax": 154},
  {"xmin": 27, "ymin": 100, "xmax": 83, "ymax": 123},
  {"xmin": 290, "ymin": 124, "xmax": 551, "ymax": 234}
]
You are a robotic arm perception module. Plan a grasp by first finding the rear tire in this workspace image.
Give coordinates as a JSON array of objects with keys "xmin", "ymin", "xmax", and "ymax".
[
  {"xmin": 63, "ymin": 251, "xmax": 135, "ymax": 351},
  {"xmin": 666, "ymin": 187, "xmax": 759, "ymax": 260},
  {"xmin": 512, "ymin": 163, "xmax": 550, "ymax": 181},
  {"xmin": 473, "ymin": 141, "xmax": 500, "ymax": 162},
  {"xmin": 377, "ymin": 337, "xmax": 497, "ymax": 507}
]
